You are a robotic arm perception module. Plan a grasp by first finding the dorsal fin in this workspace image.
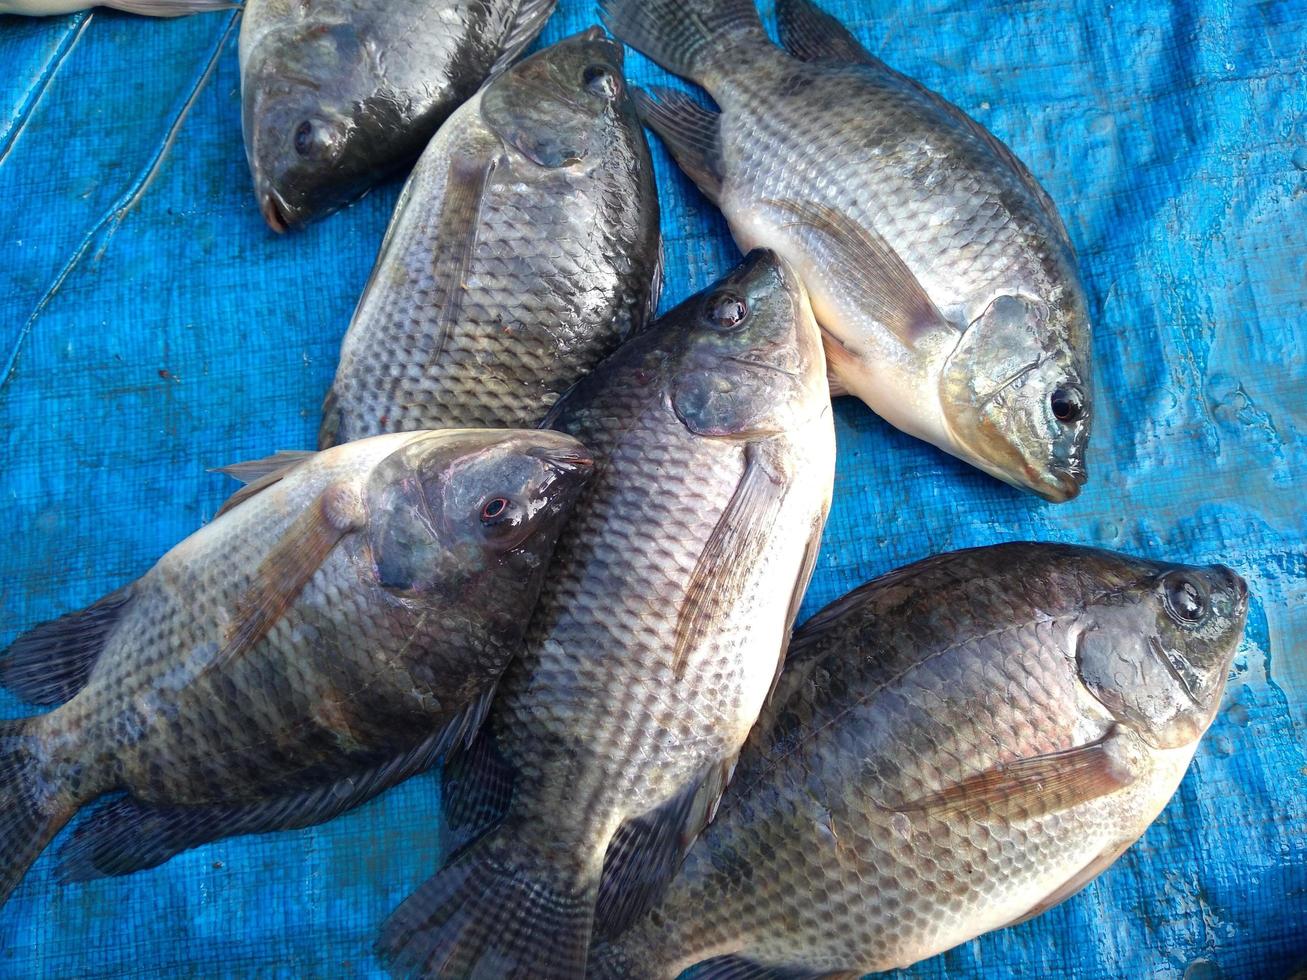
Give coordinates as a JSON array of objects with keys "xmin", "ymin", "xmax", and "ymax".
[{"xmin": 212, "ymin": 450, "xmax": 315, "ymax": 516}]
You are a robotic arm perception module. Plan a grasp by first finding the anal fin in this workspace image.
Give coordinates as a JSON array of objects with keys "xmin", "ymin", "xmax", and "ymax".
[
  {"xmin": 439, "ymin": 725, "xmax": 515, "ymax": 856},
  {"xmin": 0, "ymin": 586, "xmax": 133, "ymax": 705},
  {"xmin": 595, "ymin": 755, "xmax": 737, "ymax": 940},
  {"xmin": 696, "ymin": 954, "xmax": 855, "ymax": 980},
  {"xmin": 635, "ymin": 87, "xmax": 725, "ymax": 205},
  {"xmin": 57, "ymin": 687, "xmax": 495, "ymax": 881}
]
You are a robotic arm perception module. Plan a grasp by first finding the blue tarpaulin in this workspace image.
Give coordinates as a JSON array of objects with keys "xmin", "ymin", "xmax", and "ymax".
[{"xmin": 1, "ymin": 0, "xmax": 1303, "ymax": 976}]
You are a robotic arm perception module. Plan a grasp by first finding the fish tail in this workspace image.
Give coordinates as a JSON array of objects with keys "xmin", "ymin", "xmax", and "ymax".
[
  {"xmin": 378, "ymin": 828, "xmax": 598, "ymax": 978},
  {"xmin": 598, "ymin": 0, "xmax": 767, "ymax": 88},
  {"xmin": 0, "ymin": 718, "xmax": 76, "ymax": 909}
]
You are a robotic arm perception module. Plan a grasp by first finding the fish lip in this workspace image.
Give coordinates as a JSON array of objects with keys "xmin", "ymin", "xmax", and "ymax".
[
  {"xmin": 259, "ymin": 188, "xmax": 291, "ymax": 234},
  {"xmin": 1215, "ymin": 564, "xmax": 1249, "ymax": 606},
  {"xmin": 1035, "ymin": 462, "xmax": 1088, "ymax": 502}
]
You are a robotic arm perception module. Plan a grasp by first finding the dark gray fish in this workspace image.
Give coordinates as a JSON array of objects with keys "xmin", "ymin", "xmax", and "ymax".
[
  {"xmin": 602, "ymin": 0, "xmax": 1093, "ymax": 501},
  {"xmin": 589, "ymin": 543, "xmax": 1249, "ymax": 979},
  {"xmin": 0, "ymin": 428, "xmax": 591, "ymax": 909},
  {"xmin": 240, "ymin": 0, "xmax": 557, "ymax": 230},
  {"xmin": 319, "ymin": 28, "xmax": 662, "ymax": 446},
  {"xmin": 377, "ymin": 250, "xmax": 835, "ymax": 978}
]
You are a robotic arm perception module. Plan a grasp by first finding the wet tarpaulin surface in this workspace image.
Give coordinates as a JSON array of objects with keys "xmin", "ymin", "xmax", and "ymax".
[{"xmin": 0, "ymin": 0, "xmax": 1304, "ymax": 976}]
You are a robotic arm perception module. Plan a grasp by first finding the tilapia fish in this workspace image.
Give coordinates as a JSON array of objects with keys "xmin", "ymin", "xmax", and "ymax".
[
  {"xmin": 320, "ymin": 28, "xmax": 662, "ymax": 446},
  {"xmin": 0, "ymin": 429, "xmax": 591, "ymax": 908},
  {"xmin": 0, "ymin": 1, "xmax": 227, "ymax": 13},
  {"xmin": 590, "ymin": 543, "xmax": 1249, "ymax": 979},
  {"xmin": 377, "ymin": 250, "xmax": 835, "ymax": 978},
  {"xmin": 602, "ymin": 0, "xmax": 1093, "ymax": 501},
  {"xmin": 240, "ymin": 0, "xmax": 558, "ymax": 230}
]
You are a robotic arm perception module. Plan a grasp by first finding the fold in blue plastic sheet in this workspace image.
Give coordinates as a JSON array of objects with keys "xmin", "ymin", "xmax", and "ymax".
[{"xmin": 0, "ymin": 1, "xmax": 1303, "ymax": 976}]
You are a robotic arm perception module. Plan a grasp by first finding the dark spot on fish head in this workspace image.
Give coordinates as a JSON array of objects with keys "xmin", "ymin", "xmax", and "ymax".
[
  {"xmin": 1073, "ymin": 554, "xmax": 1248, "ymax": 749},
  {"xmin": 669, "ymin": 250, "xmax": 827, "ymax": 438}
]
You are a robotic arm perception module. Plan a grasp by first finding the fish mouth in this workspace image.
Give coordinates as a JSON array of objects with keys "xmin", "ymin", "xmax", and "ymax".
[
  {"xmin": 1215, "ymin": 564, "xmax": 1249, "ymax": 607},
  {"xmin": 1036, "ymin": 463, "xmax": 1088, "ymax": 503},
  {"xmin": 578, "ymin": 26, "xmax": 623, "ymax": 64},
  {"xmin": 259, "ymin": 188, "xmax": 292, "ymax": 234}
]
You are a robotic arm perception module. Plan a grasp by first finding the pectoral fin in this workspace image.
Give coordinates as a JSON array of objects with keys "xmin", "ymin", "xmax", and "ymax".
[
  {"xmin": 204, "ymin": 487, "xmax": 364, "ymax": 679},
  {"xmin": 673, "ymin": 443, "xmax": 789, "ymax": 677},
  {"xmin": 893, "ymin": 727, "xmax": 1136, "ymax": 823},
  {"xmin": 764, "ymin": 197, "xmax": 952, "ymax": 348}
]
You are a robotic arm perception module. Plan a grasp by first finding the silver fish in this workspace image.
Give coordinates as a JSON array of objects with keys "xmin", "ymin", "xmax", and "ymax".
[
  {"xmin": 320, "ymin": 28, "xmax": 662, "ymax": 446},
  {"xmin": 589, "ymin": 543, "xmax": 1249, "ymax": 979},
  {"xmin": 240, "ymin": 0, "xmax": 557, "ymax": 230},
  {"xmin": 0, "ymin": 429, "xmax": 590, "ymax": 909},
  {"xmin": 377, "ymin": 250, "xmax": 835, "ymax": 978},
  {"xmin": 601, "ymin": 0, "xmax": 1093, "ymax": 501}
]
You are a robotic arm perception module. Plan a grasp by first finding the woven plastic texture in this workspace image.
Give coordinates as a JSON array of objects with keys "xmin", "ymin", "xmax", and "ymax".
[{"xmin": 0, "ymin": 1, "xmax": 1303, "ymax": 976}]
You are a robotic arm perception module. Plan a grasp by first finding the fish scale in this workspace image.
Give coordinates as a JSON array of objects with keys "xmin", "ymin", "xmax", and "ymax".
[
  {"xmin": 321, "ymin": 31, "xmax": 661, "ymax": 446},
  {"xmin": 589, "ymin": 543, "xmax": 1248, "ymax": 979}
]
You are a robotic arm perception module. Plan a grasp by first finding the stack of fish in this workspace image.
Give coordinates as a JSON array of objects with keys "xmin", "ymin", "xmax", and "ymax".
[{"xmin": 0, "ymin": 0, "xmax": 1250, "ymax": 978}]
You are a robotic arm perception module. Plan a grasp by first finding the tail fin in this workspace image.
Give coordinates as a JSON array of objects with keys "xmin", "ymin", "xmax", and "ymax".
[
  {"xmin": 0, "ymin": 719, "xmax": 75, "ymax": 908},
  {"xmin": 598, "ymin": 0, "xmax": 766, "ymax": 86},
  {"xmin": 378, "ymin": 830, "xmax": 597, "ymax": 978}
]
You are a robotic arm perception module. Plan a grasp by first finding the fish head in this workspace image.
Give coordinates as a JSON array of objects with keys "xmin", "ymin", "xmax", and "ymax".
[
  {"xmin": 242, "ymin": 22, "xmax": 396, "ymax": 231},
  {"xmin": 481, "ymin": 28, "xmax": 633, "ymax": 170},
  {"xmin": 670, "ymin": 249, "xmax": 829, "ymax": 438},
  {"xmin": 940, "ymin": 293, "xmax": 1092, "ymax": 502},
  {"xmin": 363, "ymin": 430, "xmax": 592, "ymax": 617},
  {"xmin": 1073, "ymin": 553, "xmax": 1248, "ymax": 750}
]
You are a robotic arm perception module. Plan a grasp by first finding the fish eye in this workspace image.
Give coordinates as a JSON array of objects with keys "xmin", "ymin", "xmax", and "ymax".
[
  {"xmin": 582, "ymin": 64, "xmax": 620, "ymax": 99},
  {"xmin": 706, "ymin": 292, "xmax": 748, "ymax": 330},
  {"xmin": 1050, "ymin": 383, "xmax": 1086, "ymax": 423},
  {"xmin": 480, "ymin": 496, "xmax": 514, "ymax": 525},
  {"xmin": 1162, "ymin": 573, "xmax": 1208, "ymax": 625},
  {"xmin": 293, "ymin": 120, "xmax": 316, "ymax": 157}
]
